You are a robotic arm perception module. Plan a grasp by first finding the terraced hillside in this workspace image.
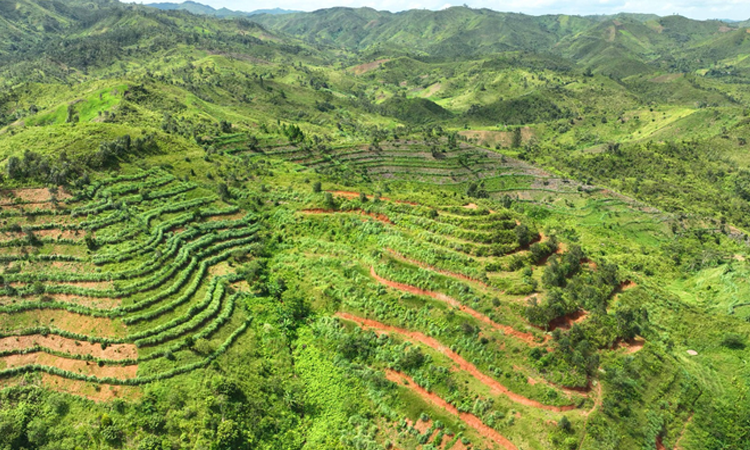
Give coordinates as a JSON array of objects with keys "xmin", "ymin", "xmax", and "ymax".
[
  {"xmin": 0, "ymin": 169, "xmax": 255, "ymax": 400},
  {"xmin": 3, "ymin": 2, "xmax": 750, "ymax": 450}
]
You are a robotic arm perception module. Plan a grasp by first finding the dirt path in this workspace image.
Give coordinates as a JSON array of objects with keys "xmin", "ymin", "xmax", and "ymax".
[
  {"xmin": 674, "ymin": 414, "xmax": 693, "ymax": 450},
  {"xmin": 337, "ymin": 312, "xmax": 575, "ymax": 412},
  {"xmin": 370, "ymin": 267, "xmax": 539, "ymax": 345},
  {"xmin": 385, "ymin": 248, "xmax": 492, "ymax": 289},
  {"xmin": 578, "ymin": 382, "xmax": 602, "ymax": 449},
  {"xmin": 385, "ymin": 369, "xmax": 519, "ymax": 450},
  {"xmin": 300, "ymin": 209, "xmax": 393, "ymax": 225},
  {"xmin": 0, "ymin": 335, "xmax": 136, "ymax": 360}
]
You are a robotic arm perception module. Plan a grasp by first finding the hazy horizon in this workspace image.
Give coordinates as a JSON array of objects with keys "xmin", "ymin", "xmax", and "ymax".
[{"xmin": 136, "ymin": 0, "xmax": 750, "ymax": 21}]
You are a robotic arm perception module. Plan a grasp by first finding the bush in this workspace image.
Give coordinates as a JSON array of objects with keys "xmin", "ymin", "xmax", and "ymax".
[{"xmin": 722, "ymin": 333, "xmax": 746, "ymax": 350}]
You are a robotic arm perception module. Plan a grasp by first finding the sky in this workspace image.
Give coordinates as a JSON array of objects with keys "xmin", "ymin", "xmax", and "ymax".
[{"xmin": 138, "ymin": 0, "xmax": 750, "ymax": 21}]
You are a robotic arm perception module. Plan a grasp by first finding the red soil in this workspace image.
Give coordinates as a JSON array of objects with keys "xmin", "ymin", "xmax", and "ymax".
[
  {"xmin": 0, "ymin": 229, "xmax": 81, "ymax": 243},
  {"xmin": 619, "ymin": 280, "xmax": 636, "ymax": 291},
  {"xmin": 327, "ymin": 190, "xmax": 419, "ymax": 206},
  {"xmin": 385, "ymin": 248, "xmax": 491, "ymax": 288},
  {"xmin": 656, "ymin": 435, "xmax": 667, "ymax": 450},
  {"xmin": 0, "ymin": 188, "xmax": 71, "ymax": 204},
  {"xmin": 300, "ymin": 209, "xmax": 393, "ymax": 225},
  {"xmin": 0, "ymin": 335, "xmax": 136, "ymax": 360},
  {"xmin": 462, "ymin": 203, "xmax": 496, "ymax": 213},
  {"xmin": 0, "ymin": 293, "xmax": 120, "ymax": 309},
  {"xmin": 41, "ymin": 373, "xmax": 141, "ymax": 402},
  {"xmin": 385, "ymin": 369, "xmax": 519, "ymax": 450},
  {"xmin": 351, "ymin": 59, "xmax": 390, "ymax": 75},
  {"xmin": 2, "ymin": 353, "xmax": 137, "ymax": 379},
  {"xmin": 547, "ymin": 309, "xmax": 588, "ymax": 332},
  {"xmin": 370, "ymin": 267, "xmax": 539, "ymax": 345},
  {"xmin": 337, "ymin": 312, "xmax": 576, "ymax": 411},
  {"xmin": 0, "ymin": 310, "xmax": 124, "ymax": 338},
  {"xmin": 619, "ymin": 337, "xmax": 645, "ymax": 354}
]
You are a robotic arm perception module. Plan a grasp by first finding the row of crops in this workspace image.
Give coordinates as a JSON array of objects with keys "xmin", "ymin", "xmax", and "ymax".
[{"xmin": 0, "ymin": 169, "xmax": 257, "ymax": 386}]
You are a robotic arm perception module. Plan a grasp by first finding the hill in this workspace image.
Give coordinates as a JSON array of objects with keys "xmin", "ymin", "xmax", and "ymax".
[
  {"xmin": 2, "ymin": 2, "xmax": 750, "ymax": 450},
  {"xmin": 145, "ymin": 1, "xmax": 299, "ymax": 17}
]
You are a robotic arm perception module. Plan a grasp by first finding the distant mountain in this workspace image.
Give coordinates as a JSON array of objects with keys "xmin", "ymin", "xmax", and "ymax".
[{"xmin": 145, "ymin": 1, "xmax": 299, "ymax": 17}]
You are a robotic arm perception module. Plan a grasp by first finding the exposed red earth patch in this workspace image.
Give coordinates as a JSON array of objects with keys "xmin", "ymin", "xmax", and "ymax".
[
  {"xmin": 300, "ymin": 209, "xmax": 393, "ymax": 225},
  {"xmin": 461, "ymin": 203, "xmax": 496, "ymax": 213},
  {"xmin": 0, "ymin": 335, "xmax": 136, "ymax": 360},
  {"xmin": 327, "ymin": 190, "xmax": 419, "ymax": 205},
  {"xmin": 41, "ymin": 374, "xmax": 142, "ymax": 402},
  {"xmin": 351, "ymin": 59, "xmax": 390, "ymax": 75},
  {"xmin": 0, "ymin": 310, "xmax": 124, "ymax": 338},
  {"xmin": 619, "ymin": 337, "xmax": 645, "ymax": 354},
  {"xmin": 0, "ymin": 188, "xmax": 71, "ymax": 204},
  {"xmin": 0, "ymin": 293, "xmax": 120, "ymax": 309},
  {"xmin": 370, "ymin": 266, "xmax": 539, "ymax": 345},
  {"xmin": 656, "ymin": 435, "xmax": 667, "ymax": 450},
  {"xmin": 619, "ymin": 280, "xmax": 636, "ymax": 291},
  {"xmin": 547, "ymin": 309, "xmax": 588, "ymax": 332},
  {"xmin": 385, "ymin": 248, "xmax": 492, "ymax": 289},
  {"xmin": 1, "ymin": 353, "xmax": 137, "ymax": 379},
  {"xmin": 337, "ymin": 312, "xmax": 575, "ymax": 411},
  {"xmin": 385, "ymin": 369, "xmax": 520, "ymax": 450}
]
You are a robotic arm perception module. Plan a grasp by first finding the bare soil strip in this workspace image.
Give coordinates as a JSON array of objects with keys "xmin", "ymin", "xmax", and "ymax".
[
  {"xmin": 370, "ymin": 267, "xmax": 539, "ymax": 345},
  {"xmin": 41, "ymin": 373, "xmax": 142, "ymax": 402},
  {"xmin": 0, "ymin": 335, "xmax": 136, "ymax": 360},
  {"xmin": 327, "ymin": 190, "xmax": 419, "ymax": 205},
  {"xmin": 385, "ymin": 369, "xmax": 519, "ymax": 450},
  {"xmin": 1, "ymin": 353, "xmax": 137, "ymax": 378},
  {"xmin": 337, "ymin": 312, "xmax": 576, "ymax": 412}
]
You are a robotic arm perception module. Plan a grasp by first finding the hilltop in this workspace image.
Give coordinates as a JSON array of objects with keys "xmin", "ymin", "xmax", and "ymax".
[{"xmin": 145, "ymin": 1, "xmax": 299, "ymax": 17}]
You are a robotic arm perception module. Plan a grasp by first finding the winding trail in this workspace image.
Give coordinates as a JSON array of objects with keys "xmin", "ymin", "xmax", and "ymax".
[
  {"xmin": 385, "ymin": 369, "xmax": 519, "ymax": 450},
  {"xmin": 674, "ymin": 414, "xmax": 693, "ymax": 450},
  {"xmin": 578, "ymin": 382, "xmax": 603, "ymax": 450},
  {"xmin": 337, "ymin": 312, "xmax": 576, "ymax": 412},
  {"xmin": 370, "ymin": 266, "xmax": 539, "ymax": 345}
]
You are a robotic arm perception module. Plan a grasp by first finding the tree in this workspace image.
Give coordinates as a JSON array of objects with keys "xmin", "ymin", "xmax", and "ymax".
[
  {"xmin": 514, "ymin": 224, "xmax": 533, "ymax": 248},
  {"xmin": 312, "ymin": 181, "xmax": 322, "ymax": 193},
  {"xmin": 65, "ymin": 104, "xmax": 78, "ymax": 123},
  {"xmin": 512, "ymin": 127, "xmax": 522, "ymax": 148},
  {"xmin": 558, "ymin": 415, "xmax": 571, "ymax": 432}
]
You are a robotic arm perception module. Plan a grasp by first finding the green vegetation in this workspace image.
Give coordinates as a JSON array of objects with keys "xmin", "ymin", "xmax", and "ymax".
[{"xmin": 1, "ymin": 2, "xmax": 750, "ymax": 450}]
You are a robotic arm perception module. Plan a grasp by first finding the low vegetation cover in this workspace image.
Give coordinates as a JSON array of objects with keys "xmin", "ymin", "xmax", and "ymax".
[{"xmin": 1, "ymin": 1, "xmax": 750, "ymax": 449}]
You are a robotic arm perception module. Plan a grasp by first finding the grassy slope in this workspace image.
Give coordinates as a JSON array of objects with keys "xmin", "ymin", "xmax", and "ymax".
[{"xmin": 1, "ymin": 3, "xmax": 750, "ymax": 450}]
